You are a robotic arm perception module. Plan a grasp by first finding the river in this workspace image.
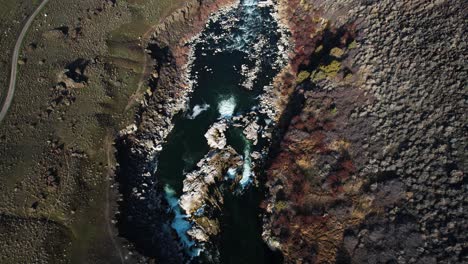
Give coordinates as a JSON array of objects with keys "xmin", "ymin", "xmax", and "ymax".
[{"xmin": 154, "ymin": 0, "xmax": 286, "ymax": 262}]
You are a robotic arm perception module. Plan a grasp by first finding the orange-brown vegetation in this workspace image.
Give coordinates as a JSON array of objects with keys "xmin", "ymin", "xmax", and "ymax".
[{"xmin": 265, "ymin": 88, "xmax": 379, "ymax": 263}]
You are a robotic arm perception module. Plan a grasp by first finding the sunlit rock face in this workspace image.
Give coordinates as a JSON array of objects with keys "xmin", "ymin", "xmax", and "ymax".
[
  {"xmin": 205, "ymin": 121, "xmax": 228, "ymax": 149},
  {"xmin": 179, "ymin": 147, "xmax": 243, "ymax": 242},
  {"xmin": 147, "ymin": 0, "xmax": 289, "ymax": 261}
]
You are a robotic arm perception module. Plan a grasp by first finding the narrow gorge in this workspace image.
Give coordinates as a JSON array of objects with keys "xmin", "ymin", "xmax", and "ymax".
[
  {"xmin": 0, "ymin": 0, "xmax": 464, "ymax": 263},
  {"xmin": 116, "ymin": 0, "xmax": 289, "ymax": 262}
]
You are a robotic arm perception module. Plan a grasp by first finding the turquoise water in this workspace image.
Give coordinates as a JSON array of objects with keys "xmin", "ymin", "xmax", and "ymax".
[
  {"xmin": 154, "ymin": 0, "xmax": 284, "ymax": 262},
  {"xmin": 157, "ymin": 50, "xmax": 254, "ymax": 195}
]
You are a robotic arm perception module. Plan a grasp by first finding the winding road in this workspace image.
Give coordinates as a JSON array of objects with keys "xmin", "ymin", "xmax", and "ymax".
[
  {"xmin": 0, "ymin": 0, "xmax": 50, "ymax": 123},
  {"xmin": 1, "ymin": 1, "xmax": 125, "ymax": 260}
]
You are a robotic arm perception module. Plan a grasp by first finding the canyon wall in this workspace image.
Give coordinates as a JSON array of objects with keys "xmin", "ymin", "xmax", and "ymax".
[
  {"xmin": 116, "ymin": 0, "xmax": 239, "ymax": 262},
  {"xmin": 262, "ymin": 0, "xmax": 466, "ymax": 263}
]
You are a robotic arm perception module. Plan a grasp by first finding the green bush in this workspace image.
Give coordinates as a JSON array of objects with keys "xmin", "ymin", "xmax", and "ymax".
[
  {"xmin": 296, "ymin": 70, "xmax": 311, "ymax": 83},
  {"xmin": 330, "ymin": 47, "xmax": 344, "ymax": 58}
]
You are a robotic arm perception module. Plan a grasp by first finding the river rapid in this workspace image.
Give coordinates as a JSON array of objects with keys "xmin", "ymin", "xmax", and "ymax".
[{"xmin": 152, "ymin": 0, "xmax": 288, "ymax": 262}]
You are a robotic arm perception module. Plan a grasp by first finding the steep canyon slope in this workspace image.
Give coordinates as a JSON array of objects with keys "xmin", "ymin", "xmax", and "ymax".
[
  {"xmin": 262, "ymin": 0, "xmax": 466, "ymax": 263},
  {"xmin": 0, "ymin": 0, "xmax": 465, "ymax": 263}
]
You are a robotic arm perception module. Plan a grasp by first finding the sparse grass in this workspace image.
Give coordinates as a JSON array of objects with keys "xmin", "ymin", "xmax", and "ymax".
[
  {"xmin": 0, "ymin": 0, "xmax": 40, "ymax": 107},
  {"xmin": 0, "ymin": 0, "xmax": 187, "ymax": 262},
  {"xmin": 311, "ymin": 70, "xmax": 327, "ymax": 81},
  {"xmin": 0, "ymin": 215, "xmax": 72, "ymax": 264},
  {"xmin": 109, "ymin": 18, "xmax": 150, "ymax": 42},
  {"xmin": 107, "ymin": 40, "xmax": 144, "ymax": 62}
]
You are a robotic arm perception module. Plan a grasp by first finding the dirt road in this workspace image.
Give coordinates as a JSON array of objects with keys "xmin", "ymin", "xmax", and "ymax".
[{"xmin": 0, "ymin": 0, "xmax": 50, "ymax": 123}]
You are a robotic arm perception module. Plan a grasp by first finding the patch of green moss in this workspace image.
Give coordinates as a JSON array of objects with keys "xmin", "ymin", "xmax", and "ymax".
[
  {"xmin": 331, "ymin": 107, "xmax": 338, "ymax": 115},
  {"xmin": 311, "ymin": 60, "xmax": 342, "ymax": 81},
  {"xmin": 348, "ymin": 40, "xmax": 357, "ymax": 49},
  {"xmin": 344, "ymin": 73, "xmax": 354, "ymax": 82},
  {"xmin": 275, "ymin": 201, "xmax": 288, "ymax": 211},
  {"xmin": 315, "ymin": 45, "xmax": 323, "ymax": 54},
  {"xmin": 320, "ymin": 60, "xmax": 341, "ymax": 75},
  {"xmin": 330, "ymin": 47, "xmax": 344, "ymax": 58},
  {"xmin": 311, "ymin": 70, "xmax": 326, "ymax": 81},
  {"xmin": 296, "ymin": 70, "xmax": 311, "ymax": 83}
]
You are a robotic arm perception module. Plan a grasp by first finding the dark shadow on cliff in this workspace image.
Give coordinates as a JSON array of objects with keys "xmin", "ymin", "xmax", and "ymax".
[
  {"xmin": 115, "ymin": 41, "xmax": 186, "ymax": 264},
  {"xmin": 260, "ymin": 26, "xmax": 356, "ymax": 262}
]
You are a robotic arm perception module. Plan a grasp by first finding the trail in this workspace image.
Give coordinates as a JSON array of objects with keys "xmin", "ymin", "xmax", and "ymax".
[
  {"xmin": 124, "ymin": 3, "xmax": 196, "ymax": 112},
  {"xmin": 104, "ymin": 134, "xmax": 125, "ymax": 264},
  {"xmin": 124, "ymin": 23, "xmax": 162, "ymax": 112},
  {"xmin": 0, "ymin": 0, "xmax": 50, "ymax": 123}
]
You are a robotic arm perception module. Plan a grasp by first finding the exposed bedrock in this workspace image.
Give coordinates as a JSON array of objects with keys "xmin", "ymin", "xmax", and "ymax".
[
  {"xmin": 263, "ymin": 0, "xmax": 466, "ymax": 263},
  {"xmin": 180, "ymin": 147, "xmax": 243, "ymax": 246},
  {"xmin": 205, "ymin": 121, "xmax": 229, "ymax": 150},
  {"xmin": 115, "ymin": 0, "xmax": 239, "ymax": 262}
]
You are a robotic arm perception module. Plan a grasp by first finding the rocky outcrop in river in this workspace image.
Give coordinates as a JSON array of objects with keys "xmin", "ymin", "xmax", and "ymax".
[
  {"xmin": 205, "ymin": 121, "xmax": 229, "ymax": 149},
  {"xmin": 180, "ymin": 147, "xmax": 243, "ymax": 242}
]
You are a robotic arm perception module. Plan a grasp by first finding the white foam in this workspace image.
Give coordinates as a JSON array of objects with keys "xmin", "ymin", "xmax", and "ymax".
[
  {"xmin": 242, "ymin": 0, "xmax": 258, "ymax": 6},
  {"xmin": 188, "ymin": 103, "xmax": 210, "ymax": 119},
  {"xmin": 240, "ymin": 138, "xmax": 253, "ymax": 187},
  {"xmin": 218, "ymin": 96, "xmax": 236, "ymax": 118},
  {"xmin": 227, "ymin": 167, "xmax": 237, "ymax": 180},
  {"xmin": 163, "ymin": 185, "xmax": 200, "ymax": 256}
]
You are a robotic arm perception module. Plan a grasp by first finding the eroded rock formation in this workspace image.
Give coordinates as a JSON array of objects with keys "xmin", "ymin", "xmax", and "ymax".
[{"xmin": 180, "ymin": 147, "xmax": 243, "ymax": 243}]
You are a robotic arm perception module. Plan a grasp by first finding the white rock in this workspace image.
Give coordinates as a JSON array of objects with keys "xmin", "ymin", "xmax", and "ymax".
[
  {"xmin": 204, "ymin": 121, "xmax": 228, "ymax": 149},
  {"xmin": 243, "ymin": 119, "xmax": 260, "ymax": 145}
]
